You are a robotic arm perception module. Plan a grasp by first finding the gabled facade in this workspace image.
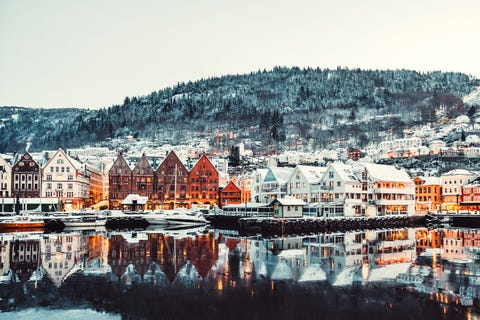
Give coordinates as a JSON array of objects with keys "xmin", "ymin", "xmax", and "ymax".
[
  {"xmin": 131, "ymin": 154, "xmax": 155, "ymax": 207},
  {"xmin": 11, "ymin": 152, "xmax": 41, "ymax": 198},
  {"xmin": 188, "ymin": 154, "xmax": 219, "ymax": 207},
  {"xmin": 108, "ymin": 153, "xmax": 133, "ymax": 209},
  {"xmin": 41, "ymin": 148, "xmax": 90, "ymax": 210},
  {"xmin": 314, "ymin": 162, "xmax": 362, "ymax": 217},
  {"xmin": 414, "ymin": 176, "xmax": 442, "ymax": 213},
  {"xmin": 155, "ymin": 151, "xmax": 190, "ymax": 209},
  {"xmin": 219, "ymin": 181, "xmax": 241, "ymax": 208},
  {"xmin": 287, "ymin": 165, "xmax": 326, "ymax": 203},
  {"xmin": 260, "ymin": 167, "xmax": 294, "ymax": 202},
  {"xmin": 0, "ymin": 155, "xmax": 12, "ymax": 197}
]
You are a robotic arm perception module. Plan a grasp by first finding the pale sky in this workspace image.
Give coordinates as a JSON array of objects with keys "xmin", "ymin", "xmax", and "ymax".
[{"xmin": 1, "ymin": 0, "xmax": 479, "ymax": 109}]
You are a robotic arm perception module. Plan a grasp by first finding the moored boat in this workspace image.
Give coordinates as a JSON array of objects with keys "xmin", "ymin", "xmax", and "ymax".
[
  {"xmin": 163, "ymin": 209, "xmax": 208, "ymax": 226},
  {"xmin": 62, "ymin": 215, "xmax": 107, "ymax": 228},
  {"xmin": 0, "ymin": 216, "xmax": 45, "ymax": 231}
]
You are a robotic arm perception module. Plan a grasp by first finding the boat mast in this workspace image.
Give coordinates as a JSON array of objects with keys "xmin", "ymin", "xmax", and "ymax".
[{"xmin": 173, "ymin": 163, "xmax": 177, "ymax": 210}]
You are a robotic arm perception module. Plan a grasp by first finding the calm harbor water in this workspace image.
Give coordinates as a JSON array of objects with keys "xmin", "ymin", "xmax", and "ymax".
[{"xmin": 1, "ymin": 225, "xmax": 480, "ymax": 319}]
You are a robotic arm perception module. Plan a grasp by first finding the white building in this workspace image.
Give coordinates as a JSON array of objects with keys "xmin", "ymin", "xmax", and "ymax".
[
  {"xmin": 259, "ymin": 167, "xmax": 294, "ymax": 202},
  {"xmin": 287, "ymin": 165, "xmax": 327, "ymax": 203},
  {"xmin": 0, "ymin": 154, "xmax": 12, "ymax": 198},
  {"xmin": 250, "ymin": 169, "xmax": 269, "ymax": 203},
  {"xmin": 440, "ymin": 169, "xmax": 478, "ymax": 211},
  {"xmin": 378, "ymin": 137, "xmax": 422, "ymax": 153},
  {"xmin": 41, "ymin": 148, "xmax": 90, "ymax": 210},
  {"xmin": 315, "ymin": 162, "xmax": 415, "ymax": 217}
]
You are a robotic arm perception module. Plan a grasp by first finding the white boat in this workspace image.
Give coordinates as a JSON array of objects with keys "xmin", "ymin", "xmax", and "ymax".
[
  {"xmin": 163, "ymin": 209, "xmax": 208, "ymax": 226},
  {"xmin": 144, "ymin": 212, "xmax": 169, "ymax": 225},
  {"xmin": 62, "ymin": 215, "xmax": 107, "ymax": 228}
]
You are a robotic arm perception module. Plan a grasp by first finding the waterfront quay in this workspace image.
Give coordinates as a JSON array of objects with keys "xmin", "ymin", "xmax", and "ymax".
[{"xmin": 7, "ymin": 210, "xmax": 480, "ymax": 235}]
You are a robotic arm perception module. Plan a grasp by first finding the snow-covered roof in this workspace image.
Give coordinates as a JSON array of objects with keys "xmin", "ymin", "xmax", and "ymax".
[
  {"xmin": 264, "ymin": 167, "xmax": 294, "ymax": 184},
  {"xmin": 361, "ymin": 163, "xmax": 412, "ymax": 183},
  {"xmin": 121, "ymin": 194, "xmax": 148, "ymax": 205},
  {"xmin": 442, "ymin": 169, "xmax": 476, "ymax": 176},
  {"xmin": 271, "ymin": 198, "xmax": 306, "ymax": 206},
  {"xmin": 330, "ymin": 162, "xmax": 358, "ymax": 182},
  {"xmin": 423, "ymin": 177, "xmax": 441, "ymax": 185},
  {"xmin": 296, "ymin": 165, "xmax": 327, "ymax": 184}
]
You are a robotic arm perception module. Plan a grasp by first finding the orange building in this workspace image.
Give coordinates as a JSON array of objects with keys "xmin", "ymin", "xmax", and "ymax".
[
  {"xmin": 219, "ymin": 181, "xmax": 241, "ymax": 208},
  {"xmin": 414, "ymin": 176, "xmax": 442, "ymax": 213},
  {"xmin": 188, "ymin": 154, "xmax": 219, "ymax": 207}
]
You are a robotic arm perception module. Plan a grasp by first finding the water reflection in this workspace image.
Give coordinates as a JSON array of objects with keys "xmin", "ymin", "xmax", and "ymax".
[{"xmin": 0, "ymin": 226, "xmax": 479, "ymax": 319}]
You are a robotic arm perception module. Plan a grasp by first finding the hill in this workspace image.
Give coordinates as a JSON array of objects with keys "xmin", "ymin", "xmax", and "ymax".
[{"xmin": 1, "ymin": 67, "xmax": 479, "ymax": 153}]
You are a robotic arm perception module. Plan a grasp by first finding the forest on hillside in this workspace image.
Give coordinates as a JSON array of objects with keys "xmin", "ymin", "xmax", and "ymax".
[{"xmin": 0, "ymin": 67, "xmax": 479, "ymax": 153}]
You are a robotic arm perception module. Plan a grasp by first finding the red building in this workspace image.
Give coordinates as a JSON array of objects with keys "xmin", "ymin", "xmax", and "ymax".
[
  {"xmin": 155, "ymin": 151, "xmax": 190, "ymax": 209},
  {"xmin": 347, "ymin": 148, "xmax": 361, "ymax": 161},
  {"xmin": 108, "ymin": 153, "xmax": 132, "ymax": 209},
  {"xmin": 188, "ymin": 155, "xmax": 219, "ymax": 207},
  {"xmin": 219, "ymin": 181, "xmax": 242, "ymax": 208},
  {"xmin": 11, "ymin": 152, "xmax": 41, "ymax": 198},
  {"xmin": 131, "ymin": 154, "xmax": 155, "ymax": 209},
  {"xmin": 461, "ymin": 177, "xmax": 480, "ymax": 212}
]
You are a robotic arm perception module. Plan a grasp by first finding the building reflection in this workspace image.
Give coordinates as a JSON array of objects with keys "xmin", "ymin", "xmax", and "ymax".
[{"xmin": 1, "ymin": 226, "xmax": 480, "ymax": 310}]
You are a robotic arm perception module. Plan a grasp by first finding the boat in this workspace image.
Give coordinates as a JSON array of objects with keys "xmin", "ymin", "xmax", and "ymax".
[
  {"xmin": 62, "ymin": 215, "xmax": 107, "ymax": 228},
  {"xmin": 0, "ymin": 215, "xmax": 45, "ymax": 231},
  {"xmin": 144, "ymin": 212, "xmax": 169, "ymax": 225},
  {"xmin": 162, "ymin": 209, "xmax": 208, "ymax": 226}
]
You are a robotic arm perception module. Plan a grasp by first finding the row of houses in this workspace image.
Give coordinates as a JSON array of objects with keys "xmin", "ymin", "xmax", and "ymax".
[
  {"xmin": 246, "ymin": 163, "xmax": 480, "ymax": 217},
  {"xmin": 2, "ymin": 146, "xmax": 480, "ymax": 216},
  {"xmin": 0, "ymin": 149, "xmax": 103, "ymax": 211}
]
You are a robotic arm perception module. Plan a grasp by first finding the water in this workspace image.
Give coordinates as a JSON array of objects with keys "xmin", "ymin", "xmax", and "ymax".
[{"xmin": 0, "ymin": 226, "xmax": 479, "ymax": 319}]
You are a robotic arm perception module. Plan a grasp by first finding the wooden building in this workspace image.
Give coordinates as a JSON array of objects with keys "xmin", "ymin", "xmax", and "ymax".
[
  {"xmin": 108, "ymin": 153, "xmax": 132, "ymax": 209},
  {"xmin": 155, "ymin": 151, "xmax": 190, "ymax": 210},
  {"xmin": 219, "ymin": 181, "xmax": 241, "ymax": 208},
  {"xmin": 11, "ymin": 152, "xmax": 41, "ymax": 198},
  {"xmin": 188, "ymin": 154, "xmax": 219, "ymax": 207}
]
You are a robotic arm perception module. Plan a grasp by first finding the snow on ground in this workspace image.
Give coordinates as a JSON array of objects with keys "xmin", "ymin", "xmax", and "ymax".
[
  {"xmin": 463, "ymin": 86, "xmax": 480, "ymax": 105},
  {"xmin": 3, "ymin": 308, "xmax": 120, "ymax": 320}
]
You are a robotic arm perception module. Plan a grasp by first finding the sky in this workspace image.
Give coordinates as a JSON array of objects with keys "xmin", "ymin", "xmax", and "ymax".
[{"xmin": 1, "ymin": 0, "xmax": 480, "ymax": 109}]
